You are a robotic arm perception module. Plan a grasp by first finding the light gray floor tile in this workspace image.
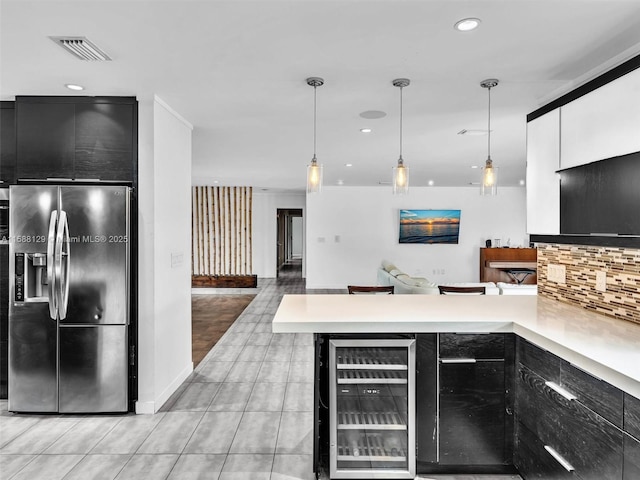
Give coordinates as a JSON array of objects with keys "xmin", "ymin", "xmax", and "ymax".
[
  {"xmin": 253, "ymin": 323, "xmax": 273, "ymax": 333},
  {"xmin": 0, "ymin": 454, "xmax": 37, "ymax": 479},
  {"xmin": 91, "ymin": 413, "xmax": 165, "ymax": 454},
  {"xmin": 0, "ymin": 417, "xmax": 79, "ymax": 454},
  {"xmin": 225, "ymin": 361, "xmax": 261, "ymax": 382},
  {"xmin": 183, "ymin": 411, "xmax": 243, "ymax": 454},
  {"xmin": 287, "ymin": 362, "xmax": 314, "ymax": 383},
  {"xmin": 170, "ymin": 382, "xmax": 221, "ymax": 411},
  {"xmin": 256, "ymin": 361, "xmax": 290, "ymax": 383},
  {"xmin": 206, "ymin": 345, "xmax": 244, "ymax": 362},
  {"xmin": 159, "ymin": 381, "xmax": 191, "ymax": 412},
  {"xmin": 291, "ymin": 344, "xmax": 315, "ymax": 363},
  {"xmin": 237, "ymin": 345, "xmax": 267, "ymax": 362},
  {"xmin": 63, "ymin": 454, "xmax": 131, "ymax": 480},
  {"xmin": 235, "ymin": 313, "xmax": 262, "ymax": 324},
  {"xmin": 294, "ymin": 333, "xmax": 314, "ymax": 346},
  {"xmin": 276, "ymin": 412, "xmax": 314, "ymax": 455},
  {"xmin": 229, "ymin": 412, "xmax": 280, "ymax": 454},
  {"xmin": 246, "ymin": 383, "xmax": 286, "ymax": 412},
  {"xmin": 270, "ymin": 333, "xmax": 295, "ymax": 346},
  {"xmin": 44, "ymin": 416, "xmax": 120, "ymax": 454},
  {"xmin": 10, "ymin": 453, "xmax": 84, "ymax": 480},
  {"xmin": 216, "ymin": 332, "xmax": 251, "ymax": 346},
  {"xmin": 137, "ymin": 412, "xmax": 204, "ymax": 454},
  {"xmin": 166, "ymin": 454, "xmax": 226, "ymax": 480},
  {"xmin": 115, "ymin": 454, "xmax": 178, "ymax": 480},
  {"xmin": 271, "ymin": 454, "xmax": 315, "ymax": 480},
  {"xmin": 246, "ymin": 332, "xmax": 273, "ymax": 346},
  {"xmin": 218, "ymin": 453, "xmax": 272, "ymax": 480},
  {"xmin": 208, "ymin": 382, "xmax": 253, "ymax": 412},
  {"xmin": 283, "ymin": 382, "xmax": 314, "ymax": 412},
  {"xmin": 264, "ymin": 344, "xmax": 293, "ymax": 362},
  {"xmin": 0, "ymin": 416, "xmax": 41, "ymax": 448},
  {"xmin": 192, "ymin": 361, "xmax": 234, "ymax": 383},
  {"xmin": 228, "ymin": 322, "xmax": 258, "ymax": 334}
]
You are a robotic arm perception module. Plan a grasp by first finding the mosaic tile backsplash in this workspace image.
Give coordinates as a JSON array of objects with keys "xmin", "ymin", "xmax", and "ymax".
[{"xmin": 537, "ymin": 244, "xmax": 640, "ymax": 325}]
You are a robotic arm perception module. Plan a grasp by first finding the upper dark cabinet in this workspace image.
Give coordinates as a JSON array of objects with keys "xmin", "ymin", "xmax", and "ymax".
[
  {"xmin": 0, "ymin": 101, "xmax": 17, "ymax": 184},
  {"xmin": 15, "ymin": 97, "xmax": 136, "ymax": 182}
]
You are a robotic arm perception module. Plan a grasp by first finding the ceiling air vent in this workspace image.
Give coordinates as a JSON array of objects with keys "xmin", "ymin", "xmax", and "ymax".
[{"xmin": 49, "ymin": 36, "xmax": 111, "ymax": 61}]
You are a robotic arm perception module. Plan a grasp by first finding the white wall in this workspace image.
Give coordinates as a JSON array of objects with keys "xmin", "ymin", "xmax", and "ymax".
[
  {"xmin": 251, "ymin": 191, "xmax": 306, "ymax": 278},
  {"xmin": 136, "ymin": 95, "xmax": 193, "ymax": 413},
  {"xmin": 306, "ymin": 186, "xmax": 527, "ymax": 289}
]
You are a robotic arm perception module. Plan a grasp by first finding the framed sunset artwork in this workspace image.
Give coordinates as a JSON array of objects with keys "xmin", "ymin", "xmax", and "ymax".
[{"xmin": 399, "ymin": 209, "xmax": 461, "ymax": 244}]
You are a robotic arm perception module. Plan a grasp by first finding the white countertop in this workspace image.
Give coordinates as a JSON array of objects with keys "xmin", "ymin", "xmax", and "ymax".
[{"xmin": 273, "ymin": 294, "xmax": 640, "ymax": 399}]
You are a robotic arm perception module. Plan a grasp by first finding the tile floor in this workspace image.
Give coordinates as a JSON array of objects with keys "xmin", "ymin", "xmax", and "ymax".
[{"xmin": 0, "ymin": 275, "xmax": 520, "ymax": 479}]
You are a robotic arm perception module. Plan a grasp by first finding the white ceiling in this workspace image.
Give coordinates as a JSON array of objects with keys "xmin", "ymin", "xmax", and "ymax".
[{"xmin": 2, "ymin": 0, "xmax": 640, "ymax": 192}]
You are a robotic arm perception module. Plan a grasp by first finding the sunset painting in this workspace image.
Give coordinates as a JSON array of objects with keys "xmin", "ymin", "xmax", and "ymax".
[{"xmin": 399, "ymin": 209, "xmax": 461, "ymax": 244}]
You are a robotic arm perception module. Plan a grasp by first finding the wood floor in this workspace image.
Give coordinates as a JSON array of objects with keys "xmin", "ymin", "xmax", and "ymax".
[{"xmin": 191, "ymin": 293, "xmax": 255, "ymax": 366}]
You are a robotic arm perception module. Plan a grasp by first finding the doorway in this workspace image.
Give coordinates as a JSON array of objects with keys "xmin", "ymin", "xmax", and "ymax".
[{"xmin": 277, "ymin": 208, "xmax": 303, "ymax": 278}]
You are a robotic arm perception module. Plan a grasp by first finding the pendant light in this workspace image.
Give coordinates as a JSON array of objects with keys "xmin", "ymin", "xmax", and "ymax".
[
  {"xmin": 392, "ymin": 78, "xmax": 410, "ymax": 195},
  {"xmin": 480, "ymin": 78, "xmax": 499, "ymax": 195},
  {"xmin": 306, "ymin": 77, "xmax": 324, "ymax": 194}
]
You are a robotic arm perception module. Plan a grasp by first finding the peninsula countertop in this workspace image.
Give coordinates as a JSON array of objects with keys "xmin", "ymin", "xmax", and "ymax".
[{"xmin": 272, "ymin": 294, "xmax": 640, "ymax": 399}]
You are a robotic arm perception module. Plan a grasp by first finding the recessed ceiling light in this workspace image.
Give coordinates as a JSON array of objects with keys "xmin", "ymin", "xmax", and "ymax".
[
  {"xmin": 337, "ymin": 179, "xmax": 344, "ymax": 185},
  {"xmin": 360, "ymin": 110, "xmax": 387, "ymax": 119},
  {"xmin": 360, "ymin": 128, "xmax": 372, "ymax": 133},
  {"xmin": 428, "ymin": 180, "xmax": 434, "ymax": 186},
  {"xmin": 471, "ymin": 165, "xmax": 479, "ymax": 169},
  {"xmin": 454, "ymin": 18, "xmax": 481, "ymax": 32},
  {"xmin": 520, "ymin": 179, "xmax": 526, "ymax": 186},
  {"xmin": 345, "ymin": 163, "xmax": 353, "ymax": 167},
  {"xmin": 65, "ymin": 83, "xmax": 84, "ymax": 91}
]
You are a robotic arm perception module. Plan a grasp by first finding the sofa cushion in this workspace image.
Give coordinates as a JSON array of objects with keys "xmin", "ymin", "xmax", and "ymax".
[
  {"xmin": 395, "ymin": 274, "xmax": 412, "ymax": 284},
  {"xmin": 388, "ymin": 268, "xmax": 403, "ymax": 277},
  {"xmin": 381, "ymin": 260, "xmax": 397, "ymax": 272}
]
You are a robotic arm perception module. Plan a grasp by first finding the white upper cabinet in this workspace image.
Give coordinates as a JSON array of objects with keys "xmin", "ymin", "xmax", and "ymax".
[
  {"xmin": 526, "ymin": 109, "xmax": 560, "ymax": 235},
  {"xmin": 560, "ymin": 67, "xmax": 640, "ymax": 169}
]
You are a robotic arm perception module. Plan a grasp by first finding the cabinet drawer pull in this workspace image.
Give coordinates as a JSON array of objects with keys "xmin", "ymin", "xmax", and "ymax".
[
  {"xmin": 544, "ymin": 445, "xmax": 575, "ymax": 472},
  {"xmin": 441, "ymin": 358, "xmax": 476, "ymax": 364},
  {"xmin": 545, "ymin": 381, "xmax": 577, "ymax": 401}
]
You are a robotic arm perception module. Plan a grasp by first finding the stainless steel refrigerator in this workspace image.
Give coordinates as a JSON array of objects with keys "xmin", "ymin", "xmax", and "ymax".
[{"xmin": 8, "ymin": 184, "xmax": 130, "ymax": 413}]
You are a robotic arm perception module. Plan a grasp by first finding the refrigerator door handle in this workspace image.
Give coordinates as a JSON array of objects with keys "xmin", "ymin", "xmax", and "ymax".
[
  {"xmin": 47, "ymin": 210, "xmax": 58, "ymax": 320},
  {"xmin": 55, "ymin": 210, "xmax": 71, "ymax": 320}
]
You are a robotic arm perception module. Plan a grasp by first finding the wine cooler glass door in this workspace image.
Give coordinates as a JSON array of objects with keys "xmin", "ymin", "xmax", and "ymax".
[{"xmin": 330, "ymin": 339, "xmax": 415, "ymax": 479}]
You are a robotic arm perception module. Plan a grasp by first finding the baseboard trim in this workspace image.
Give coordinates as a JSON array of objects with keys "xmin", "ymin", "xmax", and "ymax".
[{"xmin": 135, "ymin": 361, "xmax": 193, "ymax": 414}]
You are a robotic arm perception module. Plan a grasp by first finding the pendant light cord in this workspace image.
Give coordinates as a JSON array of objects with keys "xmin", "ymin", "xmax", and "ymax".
[
  {"xmin": 487, "ymin": 85, "xmax": 491, "ymax": 160},
  {"xmin": 313, "ymin": 85, "xmax": 317, "ymax": 159},
  {"xmin": 399, "ymin": 86, "xmax": 403, "ymax": 161}
]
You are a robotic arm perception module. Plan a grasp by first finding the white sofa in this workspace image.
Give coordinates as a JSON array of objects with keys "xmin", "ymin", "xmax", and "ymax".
[{"xmin": 376, "ymin": 260, "xmax": 500, "ymax": 295}]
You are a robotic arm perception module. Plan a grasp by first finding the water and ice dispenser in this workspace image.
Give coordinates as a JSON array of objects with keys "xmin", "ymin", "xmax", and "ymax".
[{"xmin": 14, "ymin": 252, "xmax": 48, "ymax": 302}]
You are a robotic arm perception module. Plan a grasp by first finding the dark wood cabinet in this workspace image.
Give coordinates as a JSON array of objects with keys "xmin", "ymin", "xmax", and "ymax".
[
  {"xmin": 15, "ymin": 97, "xmax": 136, "ymax": 182},
  {"xmin": 438, "ymin": 334, "xmax": 514, "ymax": 468},
  {"xmin": 515, "ymin": 420, "xmax": 575, "ymax": 479},
  {"xmin": 515, "ymin": 338, "xmax": 625, "ymax": 480},
  {"xmin": 1, "ymin": 101, "xmax": 16, "ymax": 184},
  {"xmin": 416, "ymin": 334, "xmax": 437, "ymax": 465}
]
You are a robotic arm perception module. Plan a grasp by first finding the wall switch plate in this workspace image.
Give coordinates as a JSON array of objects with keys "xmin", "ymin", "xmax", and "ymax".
[
  {"xmin": 595, "ymin": 270, "xmax": 607, "ymax": 292},
  {"xmin": 548, "ymin": 264, "xmax": 566, "ymax": 284}
]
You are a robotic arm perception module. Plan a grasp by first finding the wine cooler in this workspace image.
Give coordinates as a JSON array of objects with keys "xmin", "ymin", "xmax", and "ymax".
[{"xmin": 329, "ymin": 339, "xmax": 416, "ymax": 479}]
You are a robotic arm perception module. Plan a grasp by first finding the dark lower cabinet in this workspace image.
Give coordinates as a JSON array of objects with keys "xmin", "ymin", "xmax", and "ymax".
[
  {"xmin": 15, "ymin": 96, "xmax": 136, "ymax": 182},
  {"xmin": 515, "ymin": 338, "xmax": 625, "ymax": 480},
  {"xmin": 624, "ymin": 432, "xmax": 640, "ymax": 480},
  {"xmin": 440, "ymin": 360, "xmax": 506, "ymax": 465},
  {"xmin": 515, "ymin": 420, "xmax": 575, "ymax": 479}
]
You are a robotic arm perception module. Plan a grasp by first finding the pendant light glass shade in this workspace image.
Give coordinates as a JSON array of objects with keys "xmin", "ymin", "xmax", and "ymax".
[
  {"xmin": 307, "ymin": 155, "xmax": 323, "ymax": 194},
  {"xmin": 481, "ymin": 157, "xmax": 498, "ymax": 195},
  {"xmin": 393, "ymin": 157, "xmax": 409, "ymax": 194},
  {"xmin": 480, "ymin": 79, "xmax": 499, "ymax": 196},
  {"xmin": 306, "ymin": 77, "xmax": 324, "ymax": 194},
  {"xmin": 392, "ymin": 78, "xmax": 410, "ymax": 195}
]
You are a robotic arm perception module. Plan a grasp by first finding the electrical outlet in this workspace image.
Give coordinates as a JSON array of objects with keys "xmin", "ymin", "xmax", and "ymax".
[
  {"xmin": 595, "ymin": 270, "xmax": 607, "ymax": 292},
  {"xmin": 548, "ymin": 264, "xmax": 566, "ymax": 284}
]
